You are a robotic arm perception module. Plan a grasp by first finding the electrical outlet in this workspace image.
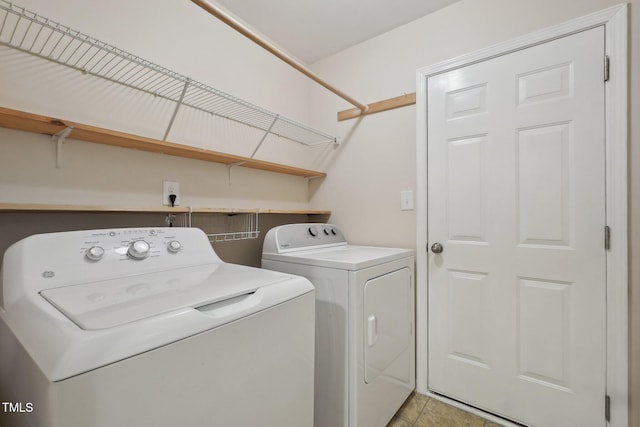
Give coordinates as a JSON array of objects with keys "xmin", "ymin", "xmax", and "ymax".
[{"xmin": 163, "ymin": 181, "xmax": 180, "ymax": 206}]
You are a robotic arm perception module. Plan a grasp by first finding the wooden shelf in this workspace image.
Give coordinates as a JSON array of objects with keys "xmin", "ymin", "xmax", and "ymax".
[
  {"xmin": 0, "ymin": 203, "xmax": 331, "ymax": 216},
  {"xmin": 0, "ymin": 107, "xmax": 327, "ymax": 178},
  {"xmin": 337, "ymin": 93, "xmax": 416, "ymax": 121},
  {"xmin": 192, "ymin": 207, "xmax": 331, "ymax": 215}
]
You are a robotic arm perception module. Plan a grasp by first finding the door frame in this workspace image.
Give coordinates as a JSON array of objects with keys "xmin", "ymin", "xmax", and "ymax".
[{"xmin": 415, "ymin": 4, "xmax": 628, "ymax": 426}]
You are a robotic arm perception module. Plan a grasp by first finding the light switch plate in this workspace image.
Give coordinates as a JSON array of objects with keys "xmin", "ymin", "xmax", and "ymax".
[{"xmin": 400, "ymin": 190, "xmax": 414, "ymax": 211}]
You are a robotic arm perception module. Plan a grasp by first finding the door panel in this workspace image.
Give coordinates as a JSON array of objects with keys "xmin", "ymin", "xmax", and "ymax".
[
  {"xmin": 447, "ymin": 136, "xmax": 487, "ymax": 242},
  {"xmin": 363, "ymin": 267, "xmax": 411, "ymax": 384},
  {"xmin": 447, "ymin": 270, "xmax": 489, "ymax": 367},
  {"xmin": 427, "ymin": 27, "xmax": 606, "ymax": 427},
  {"xmin": 517, "ymin": 123, "xmax": 571, "ymax": 246},
  {"xmin": 517, "ymin": 278, "xmax": 572, "ymax": 390}
]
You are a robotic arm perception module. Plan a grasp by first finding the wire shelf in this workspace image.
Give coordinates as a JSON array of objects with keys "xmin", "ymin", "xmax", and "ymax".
[
  {"xmin": 0, "ymin": 0, "xmax": 337, "ymax": 147},
  {"xmin": 167, "ymin": 211, "xmax": 260, "ymax": 242}
]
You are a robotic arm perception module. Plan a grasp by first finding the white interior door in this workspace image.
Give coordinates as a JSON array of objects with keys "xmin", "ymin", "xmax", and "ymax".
[{"xmin": 427, "ymin": 27, "xmax": 606, "ymax": 427}]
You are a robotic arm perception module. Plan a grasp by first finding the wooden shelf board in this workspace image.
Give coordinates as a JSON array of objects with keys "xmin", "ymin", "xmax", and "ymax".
[
  {"xmin": 0, "ymin": 203, "xmax": 190, "ymax": 213},
  {"xmin": 0, "ymin": 107, "xmax": 326, "ymax": 178},
  {"xmin": 0, "ymin": 203, "xmax": 330, "ymax": 216},
  {"xmin": 337, "ymin": 92, "xmax": 416, "ymax": 121},
  {"xmin": 192, "ymin": 208, "xmax": 331, "ymax": 215}
]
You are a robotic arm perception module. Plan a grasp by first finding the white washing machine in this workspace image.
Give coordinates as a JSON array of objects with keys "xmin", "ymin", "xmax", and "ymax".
[
  {"xmin": 262, "ymin": 223, "xmax": 415, "ymax": 427},
  {"xmin": 0, "ymin": 227, "xmax": 315, "ymax": 427}
]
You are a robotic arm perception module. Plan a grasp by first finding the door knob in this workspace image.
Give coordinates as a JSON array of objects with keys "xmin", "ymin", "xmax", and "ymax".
[{"xmin": 430, "ymin": 242, "xmax": 444, "ymax": 253}]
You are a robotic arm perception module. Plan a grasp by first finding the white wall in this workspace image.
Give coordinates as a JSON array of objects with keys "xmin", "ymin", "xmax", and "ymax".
[
  {"xmin": 0, "ymin": 0, "xmax": 324, "ymax": 210},
  {"xmin": 308, "ymin": 0, "xmax": 639, "ymax": 424}
]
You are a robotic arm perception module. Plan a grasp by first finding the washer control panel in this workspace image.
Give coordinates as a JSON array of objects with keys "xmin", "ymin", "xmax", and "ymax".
[
  {"xmin": 79, "ymin": 228, "xmax": 186, "ymax": 263},
  {"xmin": 11, "ymin": 227, "xmax": 220, "ymax": 291}
]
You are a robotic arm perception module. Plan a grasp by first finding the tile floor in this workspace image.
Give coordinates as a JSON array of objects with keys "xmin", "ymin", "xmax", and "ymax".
[{"xmin": 387, "ymin": 392, "xmax": 504, "ymax": 427}]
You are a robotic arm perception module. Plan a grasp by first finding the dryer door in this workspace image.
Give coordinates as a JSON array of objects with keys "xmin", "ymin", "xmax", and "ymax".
[{"xmin": 363, "ymin": 267, "xmax": 412, "ymax": 384}]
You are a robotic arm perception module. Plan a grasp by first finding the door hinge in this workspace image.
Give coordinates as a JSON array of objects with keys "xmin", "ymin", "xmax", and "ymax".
[
  {"xmin": 605, "ymin": 395, "xmax": 611, "ymax": 421},
  {"xmin": 604, "ymin": 55, "xmax": 610, "ymax": 82},
  {"xmin": 605, "ymin": 225, "xmax": 611, "ymax": 250}
]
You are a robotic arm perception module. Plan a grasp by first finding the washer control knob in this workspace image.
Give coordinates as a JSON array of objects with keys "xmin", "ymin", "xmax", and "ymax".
[
  {"xmin": 323, "ymin": 228, "xmax": 330, "ymax": 235},
  {"xmin": 331, "ymin": 227, "xmax": 338, "ymax": 235},
  {"xmin": 308, "ymin": 226, "xmax": 318, "ymax": 237},
  {"xmin": 128, "ymin": 240, "xmax": 150, "ymax": 260},
  {"xmin": 167, "ymin": 240, "xmax": 182, "ymax": 253},
  {"xmin": 85, "ymin": 246, "xmax": 105, "ymax": 261}
]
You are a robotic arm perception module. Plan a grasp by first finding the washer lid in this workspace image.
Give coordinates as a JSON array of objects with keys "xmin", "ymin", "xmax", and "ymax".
[
  {"xmin": 263, "ymin": 245, "xmax": 414, "ymax": 270},
  {"xmin": 40, "ymin": 263, "xmax": 291, "ymax": 330}
]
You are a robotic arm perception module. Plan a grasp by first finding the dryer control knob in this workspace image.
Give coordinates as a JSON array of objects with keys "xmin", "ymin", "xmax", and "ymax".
[
  {"xmin": 167, "ymin": 240, "xmax": 182, "ymax": 253},
  {"xmin": 85, "ymin": 246, "xmax": 105, "ymax": 261},
  {"xmin": 308, "ymin": 226, "xmax": 318, "ymax": 237},
  {"xmin": 128, "ymin": 240, "xmax": 150, "ymax": 260}
]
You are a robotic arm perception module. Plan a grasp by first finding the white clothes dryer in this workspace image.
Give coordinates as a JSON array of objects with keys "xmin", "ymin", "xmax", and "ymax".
[
  {"xmin": 262, "ymin": 223, "xmax": 415, "ymax": 427},
  {"xmin": 0, "ymin": 227, "xmax": 315, "ymax": 427}
]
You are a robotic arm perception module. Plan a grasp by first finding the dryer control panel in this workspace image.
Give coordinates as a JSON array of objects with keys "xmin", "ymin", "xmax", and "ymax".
[{"xmin": 263, "ymin": 223, "xmax": 347, "ymax": 254}]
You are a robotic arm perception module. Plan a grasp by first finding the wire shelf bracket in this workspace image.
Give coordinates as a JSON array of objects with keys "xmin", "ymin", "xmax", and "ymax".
[{"xmin": 0, "ymin": 1, "xmax": 339, "ymax": 148}]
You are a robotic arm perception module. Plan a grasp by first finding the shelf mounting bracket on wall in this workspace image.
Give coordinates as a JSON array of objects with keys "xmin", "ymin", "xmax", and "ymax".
[
  {"xmin": 52, "ymin": 126, "xmax": 73, "ymax": 169},
  {"xmin": 226, "ymin": 161, "xmax": 246, "ymax": 185}
]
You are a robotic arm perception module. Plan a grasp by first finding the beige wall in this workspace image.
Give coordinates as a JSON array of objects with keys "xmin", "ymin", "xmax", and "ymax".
[{"xmin": 308, "ymin": 0, "xmax": 638, "ymax": 424}]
